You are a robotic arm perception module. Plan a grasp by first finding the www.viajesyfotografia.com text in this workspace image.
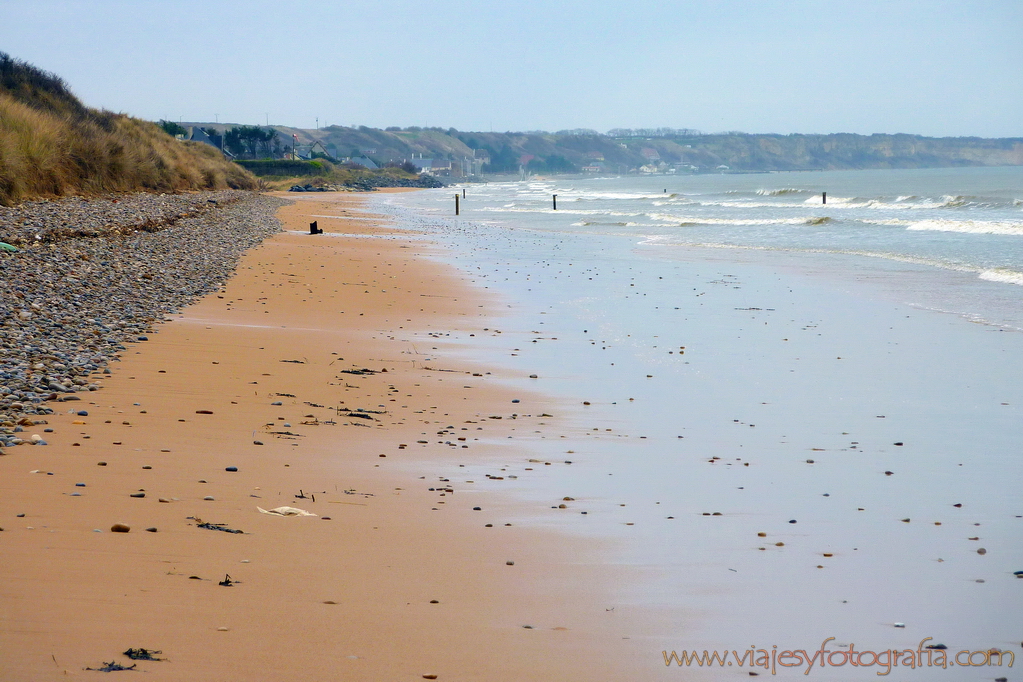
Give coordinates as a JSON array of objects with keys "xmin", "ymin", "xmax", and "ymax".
[{"xmin": 663, "ymin": 638, "xmax": 1014, "ymax": 676}]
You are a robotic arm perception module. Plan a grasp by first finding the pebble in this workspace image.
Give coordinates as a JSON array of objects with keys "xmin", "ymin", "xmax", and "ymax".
[
  {"xmin": 204, "ymin": 496, "xmax": 215, "ymax": 501},
  {"xmin": 130, "ymin": 492, "xmax": 145, "ymax": 498},
  {"xmin": 0, "ymin": 192, "xmax": 287, "ymax": 434},
  {"xmin": 145, "ymin": 527, "xmax": 157, "ymax": 532},
  {"xmin": 225, "ymin": 466, "xmax": 238, "ymax": 472},
  {"xmin": 110, "ymin": 523, "xmax": 130, "ymax": 533}
]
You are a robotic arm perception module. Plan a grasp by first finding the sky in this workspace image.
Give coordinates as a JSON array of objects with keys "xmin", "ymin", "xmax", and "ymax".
[{"xmin": 2, "ymin": 0, "xmax": 1020, "ymax": 137}]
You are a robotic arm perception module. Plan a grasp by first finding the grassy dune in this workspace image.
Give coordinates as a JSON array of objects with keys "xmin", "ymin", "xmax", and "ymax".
[{"xmin": 0, "ymin": 53, "xmax": 256, "ymax": 206}]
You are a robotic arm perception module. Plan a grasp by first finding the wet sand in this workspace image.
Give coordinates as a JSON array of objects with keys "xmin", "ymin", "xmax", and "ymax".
[{"xmin": 0, "ymin": 192, "xmax": 655, "ymax": 680}]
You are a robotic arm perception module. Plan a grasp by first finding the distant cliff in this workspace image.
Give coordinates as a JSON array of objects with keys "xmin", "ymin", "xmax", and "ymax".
[{"xmin": 188, "ymin": 122, "xmax": 1023, "ymax": 175}]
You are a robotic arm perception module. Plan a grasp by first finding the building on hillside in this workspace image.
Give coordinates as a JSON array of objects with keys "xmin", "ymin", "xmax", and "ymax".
[
  {"xmin": 585, "ymin": 151, "xmax": 605, "ymax": 161},
  {"xmin": 641, "ymin": 148, "xmax": 661, "ymax": 161},
  {"xmin": 346, "ymin": 156, "xmax": 379, "ymax": 169},
  {"xmin": 186, "ymin": 127, "xmax": 219, "ymax": 149},
  {"xmin": 581, "ymin": 163, "xmax": 606, "ymax": 173},
  {"xmin": 406, "ymin": 158, "xmax": 435, "ymax": 173}
]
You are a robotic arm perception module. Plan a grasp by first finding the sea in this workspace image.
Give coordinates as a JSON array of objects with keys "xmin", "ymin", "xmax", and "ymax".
[{"xmin": 370, "ymin": 167, "xmax": 1023, "ymax": 680}]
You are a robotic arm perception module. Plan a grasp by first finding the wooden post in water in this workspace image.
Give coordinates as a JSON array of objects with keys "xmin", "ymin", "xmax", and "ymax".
[
  {"xmin": 455, "ymin": 194, "xmax": 460, "ymax": 215},
  {"xmin": 553, "ymin": 194, "xmax": 557, "ymax": 210},
  {"xmin": 462, "ymin": 188, "xmax": 466, "ymax": 198},
  {"xmin": 822, "ymin": 191, "xmax": 827, "ymax": 205}
]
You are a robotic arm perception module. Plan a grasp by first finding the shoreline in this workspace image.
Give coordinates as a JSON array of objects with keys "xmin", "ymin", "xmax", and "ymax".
[
  {"xmin": 0, "ymin": 191, "xmax": 655, "ymax": 680},
  {"xmin": 369, "ymin": 186, "xmax": 1022, "ymax": 679}
]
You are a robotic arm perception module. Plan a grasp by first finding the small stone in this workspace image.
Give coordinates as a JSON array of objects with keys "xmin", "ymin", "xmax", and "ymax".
[
  {"xmin": 216, "ymin": 626, "xmax": 229, "ymax": 631},
  {"xmin": 130, "ymin": 492, "xmax": 145, "ymax": 498},
  {"xmin": 145, "ymin": 527, "xmax": 157, "ymax": 532},
  {"xmin": 253, "ymin": 440, "xmax": 263, "ymax": 446},
  {"xmin": 423, "ymin": 676, "xmax": 438, "ymax": 680},
  {"xmin": 76, "ymin": 482, "xmax": 86, "ymax": 487},
  {"xmin": 977, "ymin": 548, "xmax": 987, "ymax": 555},
  {"xmin": 142, "ymin": 465, "xmax": 152, "ymax": 469},
  {"xmin": 97, "ymin": 461, "xmax": 107, "ymax": 466},
  {"xmin": 225, "ymin": 466, "xmax": 238, "ymax": 472},
  {"xmin": 111, "ymin": 523, "xmax": 130, "ymax": 533},
  {"xmin": 204, "ymin": 496, "xmax": 215, "ymax": 501},
  {"xmin": 788, "ymin": 519, "xmax": 797, "ymax": 524},
  {"xmin": 158, "ymin": 498, "xmax": 171, "ymax": 503},
  {"xmin": 271, "ymin": 401, "xmax": 282, "ymax": 406},
  {"xmin": 506, "ymin": 560, "xmax": 515, "ymax": 565}
]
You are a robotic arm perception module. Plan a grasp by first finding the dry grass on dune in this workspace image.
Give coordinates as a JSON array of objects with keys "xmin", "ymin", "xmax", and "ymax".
[{"xmin": 0, "ymin": 54, "xmax": 256, "ymax": 206}]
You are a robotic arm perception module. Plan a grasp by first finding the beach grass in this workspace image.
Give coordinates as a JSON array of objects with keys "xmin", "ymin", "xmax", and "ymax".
[{"xmin": 0, "ymin": 53, "xmax": 256, "ymax": 206}]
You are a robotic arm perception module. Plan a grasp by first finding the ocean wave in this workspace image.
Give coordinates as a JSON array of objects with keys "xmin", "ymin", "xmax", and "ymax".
[
  {"xmin": 646, "ymin": 213, "xmax": 835, "ymax": 227},
  {"xmin": 979, "ymin": 268, "xmax": 1023, "ymax": 286},
  {"xmin": 756, "ymin": 188, "xmax": 811, "ymax": 196},
  {"xmin": 906, "ymin": 219, "xmax": 1023, "ymax": 236},
  {"xmin": 475, "ymin": 206, "xmax": 642, "ymax": 218}
]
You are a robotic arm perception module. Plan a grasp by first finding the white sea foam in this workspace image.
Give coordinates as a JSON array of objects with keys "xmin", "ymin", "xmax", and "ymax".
[
  {"xmin": 756, "ymin": 188, "xmax": 811, "ymax": 196},
  {"xmin": 646, "ymin": 213, "xmax": 833, "ymax": 227},
  {"xmin": 906, "ymin": 219, "xmax": 1023, "ymax": 236},
  {"xmin": 979, "ymin": 268, "xmax": 1023, "ymax": 285}
]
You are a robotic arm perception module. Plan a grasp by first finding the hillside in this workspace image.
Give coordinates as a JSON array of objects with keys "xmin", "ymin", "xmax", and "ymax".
[
  {"xmin": 190, "ymin": 122, "xmax": 1023, "ymax": 176},
  {"xmin": 0, "ymin": 54, "xmax": 256, "ymax": 206}
]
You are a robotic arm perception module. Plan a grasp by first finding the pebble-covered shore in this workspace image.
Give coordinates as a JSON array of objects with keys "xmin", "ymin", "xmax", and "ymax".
[{"xmin": 0, "ymin": 191, "xmax": 289, "ymax": 449}]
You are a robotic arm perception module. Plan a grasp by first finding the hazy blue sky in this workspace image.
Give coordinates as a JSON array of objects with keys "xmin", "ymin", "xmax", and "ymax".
[{"xmin": 2, "ymin": 0, "xmax": 1020, "ymax": 136}]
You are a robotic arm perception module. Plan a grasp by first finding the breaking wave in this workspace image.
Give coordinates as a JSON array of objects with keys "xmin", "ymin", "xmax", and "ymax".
[
  {"xmin": 906, "ymin": 219, "xmax": 1023, "ymax": 236},
  {"xmin": 979, "ymin": 269, "xmax": 1023, "ymax": 286},
  {"xmin": 756, "ymin": 188, "xmax": 811, "ymax": 196}
]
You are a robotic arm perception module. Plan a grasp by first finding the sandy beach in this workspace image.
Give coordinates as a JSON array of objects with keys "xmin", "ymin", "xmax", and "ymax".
[
  {"xmin": 4, "ymin": 180, "xmax": 1021, "ymax": 682},
  {"xmin": 0, "ymin": 191, "xmax": 653, "ymax": 680}
]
